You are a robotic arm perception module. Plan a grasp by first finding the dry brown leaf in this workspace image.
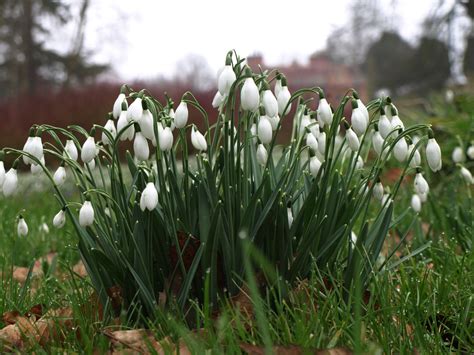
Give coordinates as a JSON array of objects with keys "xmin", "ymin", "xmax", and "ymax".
[
  {"xmin": 72, "ymin": 260, "xmax": 88, "ymax": 278},
  {"xmin": 239, "ymin": 343, "xmax": 353, "ymax": 355}
]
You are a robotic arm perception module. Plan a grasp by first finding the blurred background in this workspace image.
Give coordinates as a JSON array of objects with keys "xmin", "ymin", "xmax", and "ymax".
[{"xmin": 0, "ymin": 0, "xmax": 473, "ymax": 148}]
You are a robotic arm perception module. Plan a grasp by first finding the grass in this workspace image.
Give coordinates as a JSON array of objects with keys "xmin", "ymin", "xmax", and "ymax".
[{"xmin": 0, "ymin": 187, "xmax": 472, "ymax": 353}]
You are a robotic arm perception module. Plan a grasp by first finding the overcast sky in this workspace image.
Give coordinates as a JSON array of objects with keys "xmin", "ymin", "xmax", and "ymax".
[{"xmin": 66, "ymin": 0, "xmax": 447, "ymax": 81}]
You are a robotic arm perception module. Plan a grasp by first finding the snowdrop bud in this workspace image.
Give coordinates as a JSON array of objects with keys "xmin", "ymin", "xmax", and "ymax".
[
  {"xmin": 309, "ymin": 119, "xmax": 320, "ymax": 139},
  {"xmin": 241, "ymin": 72, "xmax": 260, "ymax": 111},
  {"xmin": 356, "ymin": 155, "xmax": 364, "ymax": 169},
  {"xmin": 87, "ymin": 158, "xmax": 96, "ymax": 170},
  {"xmin": 64, "ymin": 140, "xmax": 78, "ymax": 161},
  {"xmin": 390, "ymin": 106, "xmax": 404, "ymax": 131},
  {"xmin": 191, "ymin": 126, "xmax": 207, "ymax": 151},
  {"xmin": 378, "ymin": 107, "xmax": 392, "ymax": 139},
  {"xmin": 350, "ymin": 99, "xmax": 367, "ymax": 136},
  {"xmin": 139, "ymin": 108, "xmax": 154, "ymax": 140},
  {"xmin": 467, "ymin": 145, "xmax": 474, "ymax": 160},
  {"xmin": 287, "ymin": 206, "xmax": 293, "ymax": 228},
  {"xmin": 17, "ymin": 216, "xmax": 28, "ymax": 237},
  {"xmin": 218, "ymin": 64, "xmax": 236, "ymax": 96},
  {"xmin": 40, "ymin": 222, "xmax": 49, "ymax": 234},
  {"xmin": 250, "ymin": 123, "xmax": 258, "ymax": 145},
  {"xmin": 318, "ymin": 130, "xmax": 326, "ymax": 156},
  {"xmin": 256, "ymin": 144, "xmax": 268, "ymax": 165},
  {"xmin": 212, "ymin": 91, "xmax": 224, "ymax": 108},
  {"xmin": 174, "ymin": 101, "xmax": 188, "ymax": 129},
  {"xmin": 394, "ymin": 133, "xmax": 408, "ymax": 162},
  {"xmin": 134, "ymin": 129, "xmax": 149, "ymax": 161},
  {"xmin": 159, "ymin": 125, "xmax": 173, "ymax": 151},
  {"xmin": 23, "ymin": 134, "xmax": 44, "ymax": 165},
  {"xmin": 102, "ymin": 117, "xmax": 117, "ymax": 145},
  {"xmin": 81, "ymin": 136, "xmax": 97, "ymax": 163},
  {"xmin": 128, "ymin": 97, "xmax": 143, "ymax": 121},
  {"xmin": 299, "ymin": 111, "xmax": 311, "ymax": 136},
  {"xmin": 381, "ymin": 193, "xmax": 391, "ymax": 206},
  {"xmin": 419, "ymin": 192, "xmax": 428, "ymax": 202},
  {"xmin": 22, "ymin": 135, "xmax": 33, "ymax": 164},
  {"xmin": 317, "ymin": 92, "xmax": 332, "ymax": 126},
  {"xmin": 117, "ymin": 109, "xmax": 134, "ymax": 141},
  {"xmin": 277, "ymin": 77, "xmax": 291, "ymax": 116},
  {"xmin": 414, "ymin": 171, "xmax": 429, "ymax": 195},
  {"xmin": 274, "ymin": 76, "xmax": 283, "ymax": 98},
  {"xmin": 140, "ymin": 182, "xmax": 159, "ymax": 211},
  {"xmin": 268, "ymin": 115, "xmax": 280, "ymax": 131},
  {"xmin": 257, "ymin": 114, "xmax": 273, "ymax": 144},
  {"xmin": 306, "ymin": 131, "xmax": 318, "ymax": 152},
  {"xmin": 408, "ymin": 144, "xmax": 421, "ymax": 168},
  {"xmin": 79, "ymin": 200, "xmax": 94, "ymax": 227},
  {"xmin": 262, "ymin": 87, "xmax": 278, "ymax": 118},
  {"xmin": 113, "ymin": 93, "xmax": 126, "ymax": 119},
  {"xmin": 452, "ymin": 146, "xmax": 465, "ymax": 164},
  {"xmin": 426, "ymin": 132, "xmax": 442, "ymax": 172},
  {"xmin": 353, "ymin": 91, "xmax": 369, "ymax": 125},
  {"xmin": 309, "ymin": 155, "xmax": 322, "ymax": 177},
  {"xmin": 3, "ymin": 165, "xmax": 18, "ymax": 197},
  {"xmin": 345, "ymin": 126, "xmax": 360, "ymax": 152},
  {"xmin": 411, "ymin": 194, "xmax": 422, "ymax": 213},
  {"xmin": 53, "ymin": 208, "xmax": 66, "ymax": 228},
  {"xmin": 31, "ymin": 156, "xmax": 45, "ymax": 175},
  {"xmin": 373, "ymin": 180, "xmax": 384, "ymax": 200},
  {"xmin": 372, "ymin": 127, "xmax": 384, "ymax": 156},
  {"xmin": 460, "ymin": 166, "xmax": 473, "ymax": 184},
  {"xmin": 0, "ymin": 159, "xmax": 5, "ymax": 186},
  {"xmin": 53, "ymin": 165, "xmax": 67, "ymax": 186}
]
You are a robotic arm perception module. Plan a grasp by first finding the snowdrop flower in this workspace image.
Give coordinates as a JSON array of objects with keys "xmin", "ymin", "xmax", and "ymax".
[
  {"xmin": 411, "ymin": 194, "xmax": 422, "ymax": 213},
  {"xmin": 390, "ymin": 107, "xmax": 404, "ymax": 131},
  {"xmin": 309, "ymin": 155, "xmax": 322, "ymax": 177},
  {"xmin": 345, "ymin": 126, "xmax": 360, "ymax": 152},
  {"xmin": 408, "ymin": 144, "xmax": 421, "ymax": 168},
  {"xmin": 128, "ymin": 96, "xmax": 143, "ymax": 121},
  {"xmin": 241, "ymin": 71, "xmax": 260, "ymax": 112},
  {"xmin": 250, "ymin": 123, "xmax": 258, "ymax": 145},
  {"xmin": 353, "ymin": 91, "xmax": 369, "ymax": 125},
  {"xmin": 445, "ymin": 89, "xmax": 454, "ymax": 103},
  {"xmin": 277, "ymin": 77, "xmax": 291, "ymax": 116},
  {"xmin": 372, "ymin": 127, "xmax": 384, "ymax": 156},
  {"xmin": 306, "ymin": 131, "xmax": 319, "ymax": 152},
  {"xmin": 117, "ymin": 102, "xmax": 135, "ymax": 141},
  {"xmin": 139, "ymin": 107, "xmax": 154, "ymax": 140},
  {"xmin": 31, "ymin": 156, "xmax": 45, "ymax": 175},
  {"xmin": 373, "ymin": 180, "xmax": 384, "ymax": 201},
  {"xmin": 426, "ymin": 132, "xmax": 442, "ymax": 172},
  {"xmin": 140, "ymin": 182, "xmax": 159, "ymax": 211},
  {"xmin": 452, "ymin": 146, "xmax": 465, "ymax": 164},
  {"xmin": 317, "ymin": 92, "xmax": 332, "ymax": 126},
  {"xmin": 22, "ymin": 135, "xmax": 33, "ymax": 164},
  {"xmin": 191, "ymin": 126, "xmax": 207, "ymax": 152},
  {"xmin": 64, "ymin": 140, "xmax": 78, "ymax": 161},
  {"xmin": 318, "ymin": 129, "xmax": 326, "ymax": 156},
  {"xmin": 156, "ymin": 123, "xmax": 173, "ymax": 151},
  {"xmin": 79, "ymin": 200, "xmax": 94, "ymax": 227},
  {"xmin": 412, "ymin": 135, "xmax": 421, "ymax": 146},
  {"xmin": 3, "ymin": 166, "xmax": 18, "ymax": 197},
  {"xmin": 262, "ymin": 87, "xmax": 278, "ymax": 118},
  {"xmin": 133, "ymin": 129, "xmax": 149, "ymax": 161},
  {"xmin": 53, "ymin": 165, "xmax": 67, "ymax": 186},
  {"xmin": 309, "ymin": 119, "xmax": 320, "ymax": 139},
  {"xmin": 355, "ymin": 155, "xmax": 364, "ymax": 169},
  {"xmin": 218, "ymin": 63, "xmax": 236, "ymax": 96},
  {"xmin": 112, "ymin": 92, "xmax": 126, "ymax": 119},
  {"xmin": 460, "ymin": 166, "xmax": 473, "ymax": 184},
  {"xmin": 30, "ymin": 136, "xmax": 44, "ymax": 161},
  {"xmin": 256, "ymin": 144, "xmax": 268, "ymax": 165},
  {"xmin": 287, "ymin": 206, "xmax": 293, "ymax": 227},
  {"xmin": 102, "ymin": 117, "xmax": 117, "ymax": 145},
  {"xmin": 0, "ymin": 159, "xmax": 5, "ymax": 186},
  {"xmin": 299, "ymin": 111, "xmax": 311, "ymax": 136},
  {"xmin": 268, "ymin": 115, "xmax": 280, "ymax": 131},
  {"xmin": 257, "ymin": 114, "xmax": 273, "ymax": 144},
  {"xmin": 467, "ymin": 144, "xmax": 474, "ymax": 160},
  {"xmin": 350, "ymin": 99, "xmax": 367, "ymax": 136},
  {"xmin": 419, "ymin": 192, "xmax": 428, "ymax": 203},
  {"xmin": 378, "ymin": 107, "xmax": 392, "ymax": 139},
  {"xmin": 53, "ymin": 208, "xmax": 66, "ymax": 228},
  {"xmin": 40, "ymin": 222, "xmax": 49, "ymax": 234},
  {"xmin": 393, "ymin": 132, "xmax": 408, "ymax": 162},
  {"xmin": 87, "ymin": 158, "xmax": 96, "ymax": 170},
  {"xmin": 17, "ymin": 216, "xmax": 28, "ymax": 237},
  {"xmin": 81, "ymin": 136, "xmax": 97, "ymax": 163},
  {"xmin": 381, "ymin": 193, "xmax": 391, "ymax": 206},
  {"xmin": 274, "ymin": 76, "xmax": 283, "ymax": 98},
  {"xmin": 212, "ymin": 91, "xmax": 224, "ymax": 108},
  {"xmin": 414, "ymin": 171, "xmax": 429, "ymax": 195},
  {"xmin": 385, "ymin": 101, "xmax": 393, "ymax": 120},
  {"xmin": 174, "ymin": 101, "xmax": 188, "ymax": 129}
]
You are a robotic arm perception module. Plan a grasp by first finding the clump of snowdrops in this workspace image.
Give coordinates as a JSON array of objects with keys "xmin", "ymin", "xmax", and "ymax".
[{"xmin": 0, "ymin": 51, "xmax": 444, "ymax": 321}]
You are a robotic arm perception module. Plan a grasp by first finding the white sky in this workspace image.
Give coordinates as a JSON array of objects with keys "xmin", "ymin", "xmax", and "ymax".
[{"xmin": 69, "ymin": 0, "xmax": 443, "ymax": 81}]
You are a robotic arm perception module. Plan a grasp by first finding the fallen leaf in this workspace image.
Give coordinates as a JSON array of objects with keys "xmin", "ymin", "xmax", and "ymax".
[
  {"xmin": 239, "ymin": 343, "xmax": 353, "ymax": 354},
  {"xmin": 72, "ymin": 260, "xmax": 88, "ymax": 278}
]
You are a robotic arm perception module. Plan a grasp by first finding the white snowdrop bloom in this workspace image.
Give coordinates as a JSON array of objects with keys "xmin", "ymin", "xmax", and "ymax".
[
  {"xmin": 418, "ymin": 192, "xmax": 428, "ymax": 202},
  {"xmin": 174, "ymin": 101, "xmax": 188, "ymax": 129},
  {"xmin": 317, "ymin": 97, "xmax": 332, "ymax": 126},
  {"xmin": 381, "ymin": 193, "xmax": 391, "ymax": 206},
  {"xmin": 299, "ymin": 113, "xmax": 311, "ymax": 136},
  {"xmin": 191, "ymin": 126, "xmax": 207, "ymax": 151},
  {"xmin": 306, "ymin": 132, "xmax": 319, "ymax": 152},
  {"xmin": 277, "ymin": 85, "xmax": 291, "ymax": 116},
  {"xmin": 390, "ymin": 113, "xmax": 404, "ymax": 131},
  {"xmin": 378, "ymin": 110, "xmax": 392, "ymax": 139},
  {"xmin": 102, "ymin": 119, "xmax": 117, "ymax": 145},
  {"xmin": 139, "ymin": 109, "xmax": 154, "ymax": 140},
  {"xmin": 0, "ymin": 161, "xmax": 5, "ymax": 186},
  {"xmin": 287, "ymin": 207, "xmax": 293, "ymax": 228},
  {"xmin": 393, "ymin": 135, "xmax": 408, "ymax": 162},
  {"xmin": 351, "ymin": 100, "xmax": 367, "ymax": 136},
  {"xmin": 64, "ymin": 140, "xmax": 78, "ymax": 161},
  {"xmin": 256, "ymin": 144, "xmax": 268, "ymax": 165},
  {"xmin": 452, "ymin": 147, "xmax": 465, "ymax": 164},
  {"xmin": 355, "ymin": 155, "xmax": 364, "ymax": 169},
  {"xmin": 309, "ymin": 120, "xmax": 320, "ymax": 138},
  {"xmin": 79, "ymin": 200, "xmax": 94, "ymax": 227},
  {"xmin": 268, "ymin": 115, "xmax": 280, "ymax": 131},
  {"xmin": 113, "ymin": 93, "xmax": 126, "ymax": 119},
  {"xmin": 426, "ymin": 137, "xmax": 442, "ymax": 172},
  {"xmin": 357, "ymin": 99, "xmax": 369, "ymax": 125},
  {"xmin": 31, "ymin": 156, "xmax": 45, "ymax": 175},
  {"xmin": 140, "ymin": 182, "xmax": 159, "ymax": 211},
  {"xmin": 258, "ymin": 116, "xmax": 273, "ymax": 144},
  {"xmin": 212, "ymin": 91, "xmax": 224, "ymax": 108},
  {"xmin": 241, "ymin": 77, "xmax": 260, "ymax": 112},
  {"xmin": 408, "ymin": 144, "xmax": 421, "ymax": 168},
  {"xmin": 318, "ymin": 131, "xmax": 326, "ymax": 156},
  {"xmin": 218, "ymin": 64, "xmax": 236, "ymax": 96},
  {"xmin": 309, "ymin": 155, "xmax": 322, "ymax": 177},
  {"xmin": 460, "ymin": 166, "xmax": 473, "ymax": 184},
  {"xmin": 274, "ymin": 78, "xmax": 283, "ymax": 98},
  {"xmin": 104, "ymin": 207, "xmax": 111, "ymax": 217},
  {"xmin": 250, "ymin": 123, "xmax": 258, "ymax": 145},
  {"xmin": 414, "ymin": 172, "xmax": 429, "ymax": 195},
  {"xmin": 372, "ymin": 129, "xmax": 384, "ymax": 156},
  {"xmin": 385, "ymin": 103, "xmax": 393, "ymax": 120},
  {"xmin": 262, "ymin": 90, "xmax": 278, "ymax": 118},
  {"xmin": 158, "ymin": 125, "xmax": 173, "ymax": 152},
  {"xmin": 128, "ymin": 97, "xmax": 143, "ymax": 121},
  {"xmin": 17, "ymin": 216, "xmax": 28, "ymax": 237},
  {"xmin": 53, "ymin": 209, "xmax": 66, "ymax": 228},
  {"xmin": 133, "ymin": 132, "xmax": 149, "ymax": 161},
  {"xmin": 22, "ymin": 136, "xmax": 33, "ymax": 164},
  {"xmin": 40, "ymin": 222, "xmax": 49, "ymax": 234},
  {"xmin": 53, "ymin": 166, "xmax": 67, "ymax": 186},
  {"xmin": 412, "ymin": 135, "xmax": 421, "ymax": 146},
  {"xmin": 467, "ymin": 145, "xmax": 474, "ymax": 160},
  {"xmin": 23, "ymin": 135, "xmax": 44, "ymax": 165},
  {"xmin": 445, "ymin": 89, "xmax": 454, "ymax": 103},
  {"xmin": 87, "ymin": 158, "xmax": 96, "ymax": 170},
  {"xmin": 81, "ymin": 136, "xmax": 97, "ymax": 163},
  {"xmin": 373, "ymin": 181, "xmax": 384, "ymax": 201},
  {"xmin": 117, "ymin": 110, "xmax": 135, "ymax": 141},
  {"xmin": 3, "ymin": 168, "xmax": 18, "ymax": 197},
  {"xmin": 346, "ymin": 127, "xmax": 360, "ymax": 152},
  {"xmin": 411, "ymin": 194, "xmax": 422, "ymax": 213},
  {"xmin": 351, "ymin": 231, "xmax": 358, "ymax": 248}
]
